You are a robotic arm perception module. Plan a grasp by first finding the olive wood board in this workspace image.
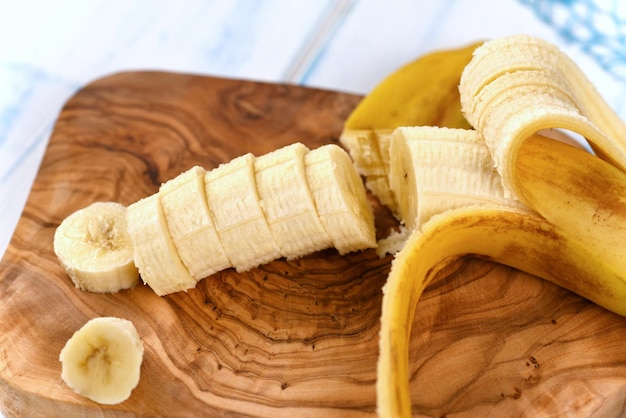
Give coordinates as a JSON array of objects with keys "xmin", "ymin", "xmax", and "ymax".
[{"xmin": 1, "ymin": 71, "xmax": 626, "ymax": 418}]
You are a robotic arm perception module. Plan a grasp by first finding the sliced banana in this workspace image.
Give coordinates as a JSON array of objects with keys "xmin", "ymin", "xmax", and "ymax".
[
  {"xmin": 59, "ymin": 317, "xmax": 144, "ymax": 405},
  {"xmin": 255, "ymin": 142, "xmax": 332, "ymax": 259},
  {"xmin": 53, "ymin": 201, "xmax": 139, "ymax": 293}
]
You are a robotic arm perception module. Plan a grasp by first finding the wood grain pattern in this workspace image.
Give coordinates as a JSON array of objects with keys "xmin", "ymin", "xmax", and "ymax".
[{"xmin": 1, "ymin": 72, "xmax": 625, "ymax": 417}]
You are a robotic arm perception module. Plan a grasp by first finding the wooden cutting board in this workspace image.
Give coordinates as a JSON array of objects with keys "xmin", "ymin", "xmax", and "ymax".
[{"xmin": 1, "ymin": 72, "xmax": 626, "ymax": 417}]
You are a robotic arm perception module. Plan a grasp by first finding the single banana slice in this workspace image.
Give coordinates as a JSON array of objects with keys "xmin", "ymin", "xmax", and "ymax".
[
  {"xmin": 255, "ymin": 142, "xmax": 332, "ymax": 259},
  {"xmin": 126, "ymin": 194, "xmax": 197, "ymax": 296},
  {"xmin": 159, "ymin": 166, "xmax": 231, "ymax": 280},
  {"xmin": 304, "ymin": 144, "xmax": 376, "ymax": 254},
  {"xmin": 59, "ymin": 317, "xmax": 144, "ymax": 405},
  {"xmin": 53, "ymin": 201, "xmax": 139, "ymax": 293},
  {"xmin": 204, "ymin": 153, "xmax": 282, "ymax": 272}
]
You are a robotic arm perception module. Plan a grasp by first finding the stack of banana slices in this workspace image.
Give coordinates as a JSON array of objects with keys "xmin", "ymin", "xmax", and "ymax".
[
  {"xmin": 337, "ymin": 35, "xmax": 626, "ymax": 417},
  {"xmin": 54, "ymin": 142, "xmax": 376, "ymax": 297}
]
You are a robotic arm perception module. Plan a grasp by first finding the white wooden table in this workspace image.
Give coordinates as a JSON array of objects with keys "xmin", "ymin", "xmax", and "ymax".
[{"xmin": 1, "ymin": 0, "xmax": 626, "ymax": 416}]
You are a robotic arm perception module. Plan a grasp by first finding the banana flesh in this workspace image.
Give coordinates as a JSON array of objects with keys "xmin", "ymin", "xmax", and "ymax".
[
  {"xmin": 304, "ymin": 144, "xmax": 377, "ymax": 254},
  {"xmin": 204, "ymin": 153, "xmax": 283, "ymax": 272},
  {"xmin": 388, "ymin": 126, "xmax": 523, "ymax": 229},
  {"xmin": 59, "ymin": 317, "xmax": 144, "ymax": 405},
  {"xmin": 340, "ymin": 42, "xmax": 480, "ymax": 215},
  {"xmin": 160, "ymin": 166, "xmax": 231, "ymax": 279},
  {"xmin": 459, "ymin": 34, "xmax": 626, "ymax": 199},
  {"xmin": 339, "ymin": 129, "xmax": 396, "ymax": 211},
  {"xmin": 53, "ymin": 201, "xmax": 139, "ymax": 293}
]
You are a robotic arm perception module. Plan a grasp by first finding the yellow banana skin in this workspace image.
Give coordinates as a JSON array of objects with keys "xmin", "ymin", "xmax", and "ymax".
[
  {"xmin": 516, "ymin": 135, "xmax": 626, "ymax": 272},
  {"xmin": 377, "ymin": 204, "xmax": 626, "ymax": 418}
]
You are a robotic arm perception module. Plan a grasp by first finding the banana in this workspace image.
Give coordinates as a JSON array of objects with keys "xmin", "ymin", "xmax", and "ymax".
[
  {"xmin": 59, "ymin": 317, "xmax": 144, "ymax": 405},
  {"xmin": 53, "ymin": 201, "xmax": 139, "ymax": 293},
  {"xmin": 254, "ymin": 142, "xmax": 333, "ymax": 259},
  {"xmin": 126, "ymin": 194, "xmax": 197, "ymax": 296},
  {"xmin": 374, "ymin": 35, "xmax": 626, "ymax": 417},
  {"xmin": 304, "ymin": 144, "xmax": 377, "ymax": 254},
  {"xmin": 159, "ymin": 166, "xmax": 231, "ymax": 279},
  {"xmin": 339, "ymin": 42, "xmax": 481, "ymax": 214},
  {"xmin": 204, "ymin": 153, "xmax": 283, "ymax": 272},
  {"xmin": 388, "ymin": 126, "xmax": 523, "ymax": 229}
]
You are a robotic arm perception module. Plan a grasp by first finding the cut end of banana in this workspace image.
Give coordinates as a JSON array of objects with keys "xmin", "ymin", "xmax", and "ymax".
[
  {"xmin": 59, "ymin": 317, "xmax": 144, "ymax": 405},
  {"xmin": 53, "ymin": 202, "xmax": 139, "ymax": 293}
]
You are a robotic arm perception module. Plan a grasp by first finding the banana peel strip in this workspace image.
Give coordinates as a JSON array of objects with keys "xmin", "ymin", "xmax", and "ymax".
[{"xmin": 377, "ymin": 34, "xmax": 626, "ymax": 417}]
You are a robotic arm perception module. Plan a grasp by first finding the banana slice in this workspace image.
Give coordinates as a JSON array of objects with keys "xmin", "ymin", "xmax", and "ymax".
[
  {"xmin": 204, "ymin": 153, "xmax": 282, "ymax": 272},
  {"xmin": 53, "ymin": 201, "xmax": 139, "ymax": 293},
  {"xmin": 159, "ymin": 166, "xmax": 231, "ymax": 279},
  {"xmin": 304, "ymin": 144, "xmax": 376, "ymax": 254},
  {"xmin": 59, "ymin": 317, "xmax": 144, "ymax": 405},
  {"xmin": 255, "ymin": 142, "xmax": 332, "ymax": 259},
  {"xmin": 339, "ymin": 129, "xmax": 396, "ymax": 212},
  {"xmin": 126, "ymin": 194, "xmax": 197, "ymax": 296}
]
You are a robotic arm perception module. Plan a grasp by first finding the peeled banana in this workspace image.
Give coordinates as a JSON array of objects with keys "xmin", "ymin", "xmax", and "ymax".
[
  {"xmin": 59, "ymin": 317, "xmax": 144, "ymax": 405},
  {"xmin": 53, "ymin": 201, "xmax": 139, "ymax": 293},
  {"xmin": 54, "ymin": 142, "xmax": 376, "ymax": 296},
  {"xmin": 304, "ymin": 144, "xmax": 376, "ymax": 254},
  {"xmin": 388, "ymin": 126, "xmax": 523, "ymax": 230},
  {"xmin": 369, "ymin": 35, "xmax": 626, "ymax": 418}
]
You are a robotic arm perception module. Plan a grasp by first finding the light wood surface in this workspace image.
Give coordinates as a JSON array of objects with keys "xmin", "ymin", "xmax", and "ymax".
[{"xmin": 1, "ymin": 72, "xmax": 625, "ymax": 417}]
